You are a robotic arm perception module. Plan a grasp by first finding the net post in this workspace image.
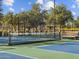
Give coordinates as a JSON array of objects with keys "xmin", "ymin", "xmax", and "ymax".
[
  {"xmin": 8, "ymin": 33, "xmax": 12, "ymax": 46},
  {"xmin": 8, "ymin": 29, "xmax": 12, "ymax": 46},
  {"xmin": 59, "ymin": 25, "xmax": 62, "ymax": 40},
  {"xmin": 53, "ymin": 0, "xmax": 56, "ymax": 39}
]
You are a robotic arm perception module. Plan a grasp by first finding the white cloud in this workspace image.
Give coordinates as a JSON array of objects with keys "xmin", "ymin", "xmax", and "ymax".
[
  {"xmin": 36, "ymin": 0, "xmax": 54, "ymax": 10},
  {"xmin": 75, "ymin": 0, "xmax": 79, "ymax": 8},
  {"xmin": 36, "ymin": 0, "xmax": 44, "ymax": 4},
  {"xmin": 72, "ymin": 11, "xmax": 76, "ymax": 16},
  {"xmin": 4, "ymin": 0, "xmax": 14, "ymax": 6},
  {"xmin": 72, "ymin": 4, "xmax": 76, "ymax": 8},
  {"xmin": 9, "ymin": 7, "xmax": 14, "ymax": 12},
  {"xmin": 76, "ymin": 0, "xmax": 79, "ymax": 2},
  {"xmin": 43, "ymin": 1, "xmax": 54, "ymax": 10}
]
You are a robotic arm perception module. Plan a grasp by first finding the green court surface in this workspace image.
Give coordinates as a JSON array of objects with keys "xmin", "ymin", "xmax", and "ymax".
[{"xmin": 0, "ymin": 39, "xmax": 79, "ymax": 59}]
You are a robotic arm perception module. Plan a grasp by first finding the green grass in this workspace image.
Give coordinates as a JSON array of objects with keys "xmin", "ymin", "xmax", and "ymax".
[{"xmin": 0, "ymin": 39, "xmax": 79, "ymax": 59}]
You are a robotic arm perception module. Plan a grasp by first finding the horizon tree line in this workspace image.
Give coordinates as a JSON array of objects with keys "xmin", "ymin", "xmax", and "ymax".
[{"xmin": 0, "ymin": 3, "xmax": 79, "ymax": 36}]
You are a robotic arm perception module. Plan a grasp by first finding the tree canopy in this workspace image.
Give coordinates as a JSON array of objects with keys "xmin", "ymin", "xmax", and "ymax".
[{"xmin": 1, "ymin": 3, "xmax": 79, "ymax": 33}]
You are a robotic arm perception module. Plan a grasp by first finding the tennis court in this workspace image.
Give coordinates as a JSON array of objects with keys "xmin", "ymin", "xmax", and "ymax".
[
  {"xmin": 37, "ymin": 42, "xmax": 79, "ymax": 54},
  {"xmin": 0, "ymin": 51, "xmax": 36, "ymax": 59},
  {"xmin": 0, "ymin": 32, "xmax": 79, "ymax": 59},
  {"xmin": 0, "ymin": 39, "xmax": 79, "ymax": 59}
]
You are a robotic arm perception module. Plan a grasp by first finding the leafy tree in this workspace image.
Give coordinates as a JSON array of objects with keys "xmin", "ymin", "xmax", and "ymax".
[
  {"xmin": 74, "ymin": 16, "xmax": 79, "ymax": 27},
  {"xmin": 50, "ymin": 4, "xmax": 73, "ymax": 27},
  {"xmin": 2, "ymin": 3, "xmax": 75, "ymax": 35},
  {"xmin": 29, "ymin": 4, "xmax": 41, "ymax": 32}
]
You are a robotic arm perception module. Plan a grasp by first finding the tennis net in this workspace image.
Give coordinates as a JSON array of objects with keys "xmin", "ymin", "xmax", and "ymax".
[{"xmin": 0, "ymin": 32, "xmax": 61, "ymax": 45}]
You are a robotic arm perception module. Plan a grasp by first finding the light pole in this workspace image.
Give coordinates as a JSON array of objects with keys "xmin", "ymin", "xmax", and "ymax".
[
  {"xmin": 0, "ymin": 0, "xmax": 3, "ymax": 20},
  {"xmin": 53, "ymin": 0, "xmax": 56, "ymax": 38},
  {"xmin": 8, "ymin": 11, "xmax": 14, "ymax": 46}
]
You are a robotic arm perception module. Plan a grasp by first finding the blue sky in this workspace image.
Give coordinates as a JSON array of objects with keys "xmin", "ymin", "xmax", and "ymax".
[{"xmin": 3, "ymin": 0, "xmax": 79, "ymax": 18}]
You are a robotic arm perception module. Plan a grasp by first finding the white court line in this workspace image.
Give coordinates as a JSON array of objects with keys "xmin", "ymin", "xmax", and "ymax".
[
  {"xmin": 36, "ymin": 45, "xmax": 53, "ymax": 48},
  {"xmin": 0, "ymin": 51, "xmax": 39, "ymax": 59}
]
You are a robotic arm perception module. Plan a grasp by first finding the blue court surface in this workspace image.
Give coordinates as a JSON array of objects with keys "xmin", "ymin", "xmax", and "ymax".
[
  {"xmin": 0, "ymin": 52, "xmax": 34, "ymax": 59},
  {"xmin": 38, "ymin": 42, "xmax": 79, "ymax": 54}
]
